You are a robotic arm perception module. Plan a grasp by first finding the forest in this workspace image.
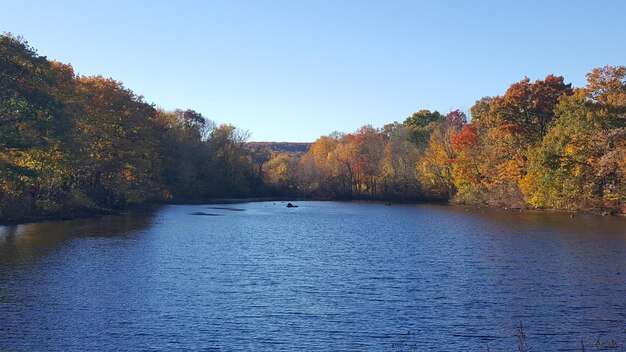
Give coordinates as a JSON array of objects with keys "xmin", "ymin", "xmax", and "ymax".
[{"xmin": 1, "ymin": 34, "xmax": 625, "ymax": 222}]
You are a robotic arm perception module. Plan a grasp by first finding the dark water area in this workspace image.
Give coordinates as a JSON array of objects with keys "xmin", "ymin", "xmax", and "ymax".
[{"xmin": 1, "ymin": 202, "xmax": 625, "ymax": 351}]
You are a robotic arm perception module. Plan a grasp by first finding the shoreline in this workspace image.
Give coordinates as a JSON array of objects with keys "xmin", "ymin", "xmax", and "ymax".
[
  {"xmin": 1, "ymin": 197, "xmax": 623, "ymax": 226},
  {"xmin": 0, "ymin": 198, "xmax": 301, "ymax": 226}
]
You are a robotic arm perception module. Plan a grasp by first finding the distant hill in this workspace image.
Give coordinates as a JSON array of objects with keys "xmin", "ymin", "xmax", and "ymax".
[{"xmin": 246, "ymin": 142, "xmax": 311, "ymax": 154}]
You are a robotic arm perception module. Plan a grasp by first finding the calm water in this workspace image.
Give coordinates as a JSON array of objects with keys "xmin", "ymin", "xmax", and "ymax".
[{"xmin": 1, "ymin": 202, "xmax": 625, "ymax": 351}]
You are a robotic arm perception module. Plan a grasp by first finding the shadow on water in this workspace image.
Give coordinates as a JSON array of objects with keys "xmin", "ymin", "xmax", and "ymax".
[
  {"xmin": 190, "ymin": 212, "xmax": 222, "ymax": 216},
  {"xmin": 206, "ymin": 206, "xmax": 246, "ymax": 211},
  {"xmin": 444, "ymin": 206, "xmax": 625, "ymax": 237},
  {"xmin": 0, "ymin": 210, "xmax": 156, "ymax": 268}
]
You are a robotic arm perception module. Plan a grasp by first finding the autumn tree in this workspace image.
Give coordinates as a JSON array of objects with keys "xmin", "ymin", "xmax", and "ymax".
[
  {"xmin": 0, "ymin": 34, "xmax": 71, "ymax": 218},
  {"xmin": 450, "ymin": 123, "xmax": 488, "ymax": 203},
  {"xmin": 0, "ymin": 34, "xmax": 269, "ymax": 221},
  {"xmin": 521, "ymin": 66, "xmax": 626, "ymax": 213},
  {"xmin": 263, "ymin": 152, "xmax": 303, "ymax": 196},
  {"xmin": 420, "ymin": 110, "xmax": 466, "ymax": 199},
  {"xmin": 69, "ymin": 75, "xmax": 164, "ymax": 208},
  {"xmin": 300, "ymin": 134, "xmax": 342, "ymax": 196},
  {"xmin": 379, "ymin": 122, "xmax": 421, "ymax": 199},
  {"xmin": 3, "ymin": 34, "xmax": 624, "ymax": 219},
  {"xmin": 452, "ymin": 75, "xmax": 572, "ymax": 207},
  {"xmin": 349, "ymin": 125, "xmax": 386, "ymax": 197},
  {"xmin": 490, "ymin": 75, "xmax": 572, "ymax": 143}
]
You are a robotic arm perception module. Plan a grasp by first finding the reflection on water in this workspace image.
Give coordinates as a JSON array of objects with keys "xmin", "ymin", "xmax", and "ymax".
[
  {"xmin": 0, "ymin": 202, "xmax": 624, "ymax": 351},
  {"xmin": 0, "ymin": 212, "xmax": 155, "ymax": 267}
]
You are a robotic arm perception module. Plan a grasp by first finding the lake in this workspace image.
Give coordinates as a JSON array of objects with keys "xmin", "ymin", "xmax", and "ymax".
[{"xmin": 1, "ymin": 201, "xmax": 625, "ymax": 351}]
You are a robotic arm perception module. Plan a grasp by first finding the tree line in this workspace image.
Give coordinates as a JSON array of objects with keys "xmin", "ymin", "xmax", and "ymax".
[
  {"xmin": 1, "ymin": 34, "xmax": 624, "ymax": 221},
  {"xmin": 260, "ymin": 70, "xmax": 625, "ymax": 214},
  {"xmin": 0, "ymin": 34, "xmax": 260, "ymax": 221}
]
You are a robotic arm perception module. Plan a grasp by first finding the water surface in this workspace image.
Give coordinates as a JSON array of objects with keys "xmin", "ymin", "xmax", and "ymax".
[{"xmin": 1, "ymin": 202, "xmax": 625, "ymax": 351}]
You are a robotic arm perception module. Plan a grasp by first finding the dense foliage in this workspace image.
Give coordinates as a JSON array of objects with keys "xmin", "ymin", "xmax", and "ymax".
[
  {"xmin": 261, "ymin": 72, "xmax": 625, "ymax": 214},
  {"xmin": 0, "ymin": 35, "xmax": 258, "ymax": 221},
  {"xmin": 1, "ymin": 34, "xmax": 624, "ymax": 220}
]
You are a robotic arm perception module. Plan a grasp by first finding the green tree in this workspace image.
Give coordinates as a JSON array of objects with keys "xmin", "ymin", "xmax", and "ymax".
[
  {"xmin": 521, "ymin": 66, "xmax": 626, "ymax": 213},
  {"xmin": 403, "ymin": 109, "xmax": 444, "ymax": 148},
  {"xmin": 0, "ymin": 34, "xmax": 71, "ymax": 218},
  {"xmin": 70, "ymin": 76, "xmax": 163, "ymax": 208},
  {"xmin": 205, "ymin": 124, "xmax": 253, "ymax": 197}
]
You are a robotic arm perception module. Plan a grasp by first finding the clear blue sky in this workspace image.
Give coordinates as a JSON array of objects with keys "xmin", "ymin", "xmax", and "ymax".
[{"xmin": 2, "ymin": 0, "xmax": 625, "ymax": 142}]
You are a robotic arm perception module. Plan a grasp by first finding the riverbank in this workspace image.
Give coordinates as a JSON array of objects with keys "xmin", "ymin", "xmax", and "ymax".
[
  {"xmin": 2, "ymin": 196, "xmax": 623, "ymax": 226},
  {"xmin": 0, "ymin": 198, "xmax": 302, "ymax": 226},
  {"xmin": 0, "ymin": 206, "xmax": 141, "ymax": 226}
]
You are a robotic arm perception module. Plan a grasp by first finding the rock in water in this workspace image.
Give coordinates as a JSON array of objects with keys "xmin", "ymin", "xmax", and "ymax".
[{"xmin": 286, "ymin": 203, "xmax": 298, "ymax": 208}]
